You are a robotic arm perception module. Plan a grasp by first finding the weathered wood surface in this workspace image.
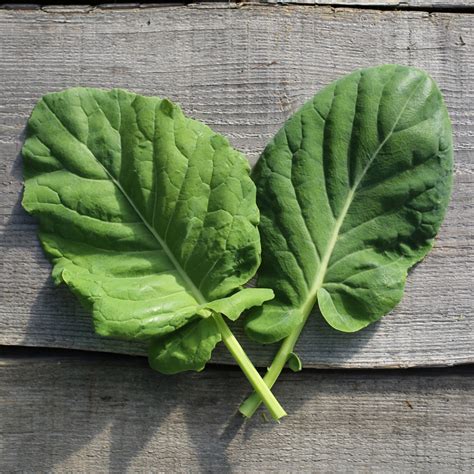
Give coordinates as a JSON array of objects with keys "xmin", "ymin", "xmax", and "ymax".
[
  {"xmin": 2, "ymin": 1, "xmax": 474, "ymax": 10},
  {"xmin": 0, "ymin": 4, "xmax": 473, "ymax": 368},
  {"xmin": 262, "ymin": 0, "xmax": 474, "ymax": 9},
  {"xmin": 0, "ymin": 351, "xmax": 473, "ymax": 472}
]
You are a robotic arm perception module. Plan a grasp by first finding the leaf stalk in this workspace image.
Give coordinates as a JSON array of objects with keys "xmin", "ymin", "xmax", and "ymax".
[
  {"xmin": 213, "ymin": 313, "xmax": 287, "ymax": 421},
  {"xmin": 239, "ymin": 306, "xmax": 312, "ymax": 418}
]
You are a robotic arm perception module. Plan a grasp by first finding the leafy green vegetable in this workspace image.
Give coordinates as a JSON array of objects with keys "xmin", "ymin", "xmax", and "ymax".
[
  {"xmin": 22, "ymin": 87, "xmax": 286, "ymax": 419},
  {"xmin": 149, "ymin": 288, "xmax": 274, "ymax": 374},
  {"xmin": 149, "ymin": 317, "xmax": 221, "ymax": 374},
  {"xmin": 240, "ymin": 65, "xmax": 453, "ymax": 417}
]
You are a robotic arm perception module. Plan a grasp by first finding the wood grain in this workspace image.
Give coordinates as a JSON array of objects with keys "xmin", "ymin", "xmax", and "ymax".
[
  {"xmin": 262, "ymin": 0, "xmax": 474, "ymax": 9},
  {"xmin": 2, "ymin": 1, "xmax": 473, "ymax": 10},
  {"xmin": 0, "ymin": 351, "xmax": 473, "ymax": 472},
  {"xmin": 0, "ymin": 4, "xmax": 472, "ymax": 368}
]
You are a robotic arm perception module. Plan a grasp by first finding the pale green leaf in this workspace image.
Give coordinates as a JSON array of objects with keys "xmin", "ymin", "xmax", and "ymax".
[
  {"xmin": 201, "ymin": 288, "xmax": 274, "ymax": 321},
  {"xmin": 22, "ymin": 87, "xmax": 261, "ymax": 346},
  {"xmin": 286, "ymin": 352, "xmax": 302, "ymax": 372}
]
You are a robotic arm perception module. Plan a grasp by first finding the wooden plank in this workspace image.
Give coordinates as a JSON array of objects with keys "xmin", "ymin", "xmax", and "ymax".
[
  {"xmin": 261, "ymin": 0, "xmax": 474, "ymax": 9},
  {"xmin": 0, "ymin": 352, "xmax": 473, "ymax": 472},
  {"xmin": 0, "ymin": 5, "xmax": 473, "ymax": 368},
  {"xmin": 1, "ymin": 1, "xmax": 473, "ymax": 10}
]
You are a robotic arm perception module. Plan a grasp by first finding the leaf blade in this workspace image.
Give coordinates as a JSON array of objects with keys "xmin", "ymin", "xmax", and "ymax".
[
  {"xmin": 286, "ymin": 352, "xmax": 302, "ymax": 372},
  {"xmin": 148, "ymin": 317, "xmax": 222, "ymax": 375},
  {"xmin": 245, "ymin": 65, "xmax": 453, "ymax": 341},
  {"xmin": 202, "ymin": 288, "xmax": 274, "ymax": 321},
  {"xmin": 22, "ymin": 87, "xmax": 261, "ymax": 342}
]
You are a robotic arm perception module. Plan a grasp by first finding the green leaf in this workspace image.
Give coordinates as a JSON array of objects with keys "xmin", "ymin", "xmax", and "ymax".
[
  {"xmin": 245, "ymin": 65, "xmax": 453, "ymax": 342},
  {"xmin": 148, "ymin": 317, "xmax": 221, "ymax": 374},
  {"xmin": 286, "ymin": 352, "xmax": 302, "ymax": 372},
  {"xmin": 22, "ymin": 87, "xmax": 261, "ymax": 343},
  {"xmin": 201, "ymin": 288, "xmax": 274, "ymax": 321},
  {"xmin": 148, "ymin": 288, "xmax": 274, "ymax": 373},
  {"xmin": 22, "ymin": 88, "xmax": 288, "ymax": 420}
]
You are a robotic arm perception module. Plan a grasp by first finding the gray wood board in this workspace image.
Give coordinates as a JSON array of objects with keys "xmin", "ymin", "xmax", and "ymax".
[
  {"xmin": 261, "ymin": 0, "xmax": 474, "ymax": 9},
  {"xmin": 0, "ymin": 5, "xmax": 473, "ymax": 368},
  {"xmin": 2, "ymin": 1, "xmax": 474, "ymax": 10},
  {"xmin": 1, "ymin": 352, "xmax": 473, "ymax": 472}
]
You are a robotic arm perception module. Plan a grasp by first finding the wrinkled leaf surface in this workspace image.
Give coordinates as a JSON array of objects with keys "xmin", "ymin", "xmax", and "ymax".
[{"xmin": 22, "ymin": 88, "xmax": 262, "ymax": 349}]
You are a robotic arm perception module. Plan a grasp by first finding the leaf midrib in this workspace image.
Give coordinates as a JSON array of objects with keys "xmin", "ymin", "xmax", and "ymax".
[
  {"xmin": 99, "ymin": 162, "xmax": 207, "ymax": 305},
  {"xmin": 301, "ymin": 75, "xmax": 426, "ymax": 314},
  {"xmin": 102, "ymin": 150, "xmax": 207, "ymax": 307}
]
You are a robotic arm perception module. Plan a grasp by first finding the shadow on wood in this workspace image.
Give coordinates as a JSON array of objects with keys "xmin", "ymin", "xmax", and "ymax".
[{"xmin": 1, "ymin": 350, "xmax": 473, "ymax": 471}]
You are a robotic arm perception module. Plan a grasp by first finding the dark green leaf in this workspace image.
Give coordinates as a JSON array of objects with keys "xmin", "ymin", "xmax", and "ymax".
[
  {"xmin": 148, "ymin": 317, "xmax": 221, "ymax": 374},
  {"xmin": 245, "ymin": 65, "xmax": 453, "ymax": 342}
]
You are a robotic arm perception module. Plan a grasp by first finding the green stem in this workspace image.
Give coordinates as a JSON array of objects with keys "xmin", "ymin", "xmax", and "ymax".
[
  {"xmin": 213, "ymin": 313, "xmax": 287, "ymax": 421},
  {"xmin": 239, "ymin": 309, "xmax": 311, "ymax": 419}
]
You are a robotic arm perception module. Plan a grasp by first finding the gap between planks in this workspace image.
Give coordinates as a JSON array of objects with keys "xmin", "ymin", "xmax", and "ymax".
[{"xmin": 0, "ymin": 1, "xmax": 474, "ymax": 14}]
